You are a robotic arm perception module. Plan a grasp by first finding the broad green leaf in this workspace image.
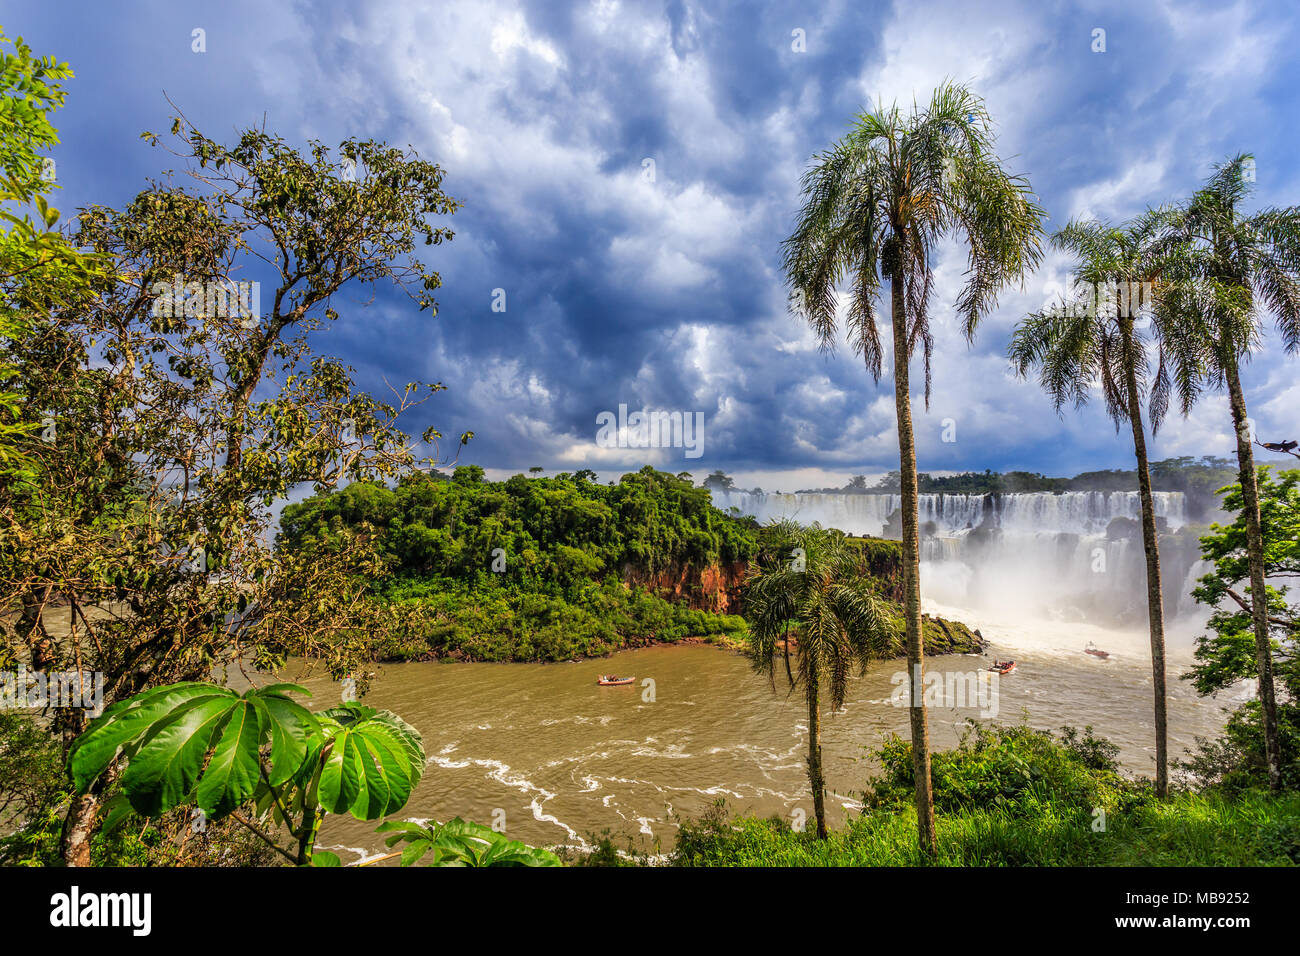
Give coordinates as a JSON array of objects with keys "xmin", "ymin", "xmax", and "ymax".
[
  {"xmin": 68, "ymin": 682, "xmax": 317, "ymax": 821},
  {"xmin": 380, "ymin": 817, "xmax": 561, "ymax": 867},
  {"xmin": 315, "ymin": 704, "xmax": 424, "ymax": 819},
  {"xmin": 69, "ymin": 683, "xmax": 226, "ymax": 792},
  {"xmin": 192, "ymin": 699, "xmax": 263, "ymax": 817}
]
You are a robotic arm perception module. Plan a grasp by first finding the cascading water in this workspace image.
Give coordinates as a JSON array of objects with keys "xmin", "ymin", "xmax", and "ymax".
[{"xmin": 711, "ymin": 489, "xmax": 1206, "ymax": 627}]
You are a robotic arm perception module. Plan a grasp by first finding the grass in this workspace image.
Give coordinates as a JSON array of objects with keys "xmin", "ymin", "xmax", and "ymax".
[
  {"xmin": 665, "ymin": 724, "xmax": 1300, "ymax": 867},
  {"xmin": 669, "ymin": 791, "xmax": 1300, "ymax": 866}
]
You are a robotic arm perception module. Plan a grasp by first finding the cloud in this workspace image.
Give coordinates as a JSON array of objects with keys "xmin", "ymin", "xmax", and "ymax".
[{"xmin": 15, "ymin": 0, "xmax": 1300, "ymax": 487}]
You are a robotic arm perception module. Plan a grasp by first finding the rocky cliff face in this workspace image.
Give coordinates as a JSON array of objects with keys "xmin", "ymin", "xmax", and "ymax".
[
  {"xmin": 620, "ymin": 559, "xmax": 749, "ymax": 614},
  {"xmin": 620, "ymin": 538, "xmax": 985, "ymax": 655},
  {"xmin": 622, "ymin": 537, "xmax": 907, "ymax": 614}
]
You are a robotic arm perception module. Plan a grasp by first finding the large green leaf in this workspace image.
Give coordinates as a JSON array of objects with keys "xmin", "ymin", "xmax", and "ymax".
[
  {"xmin": 69, "ymin": 682, "xmax": 224, "ymax": 793},
  {"xmin": 315, "ymin": 703, "xmax": 424, "ymax": 820},
  {"xmin": 376, "ymin": 817, "xmax": 561, "ymax": 867},
  {"xmin": 68, "ymin": 682, "xmax": 318, "ymax": 819}
]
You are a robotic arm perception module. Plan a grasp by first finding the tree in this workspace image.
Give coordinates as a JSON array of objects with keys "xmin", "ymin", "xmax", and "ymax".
[
  {"xmin": 1154, "ymin": 155, "xmax": 1300, "ymax": 790},
  {"xmin": 742, "ymin": 521, "xmax": 900, "ymax": 838},
  {"xmin": 1, "ymin": 113, "xmax": 467, "ymax": 864},
  {"xmin": 702, "ymin": 469, "xmax": 735, "ymax": 492},
  {"xmin": 1185, "ymin": 468, "xmax": 1299, "ymax": 789},
  {"xmin": 783, "ymin": 82, "xmax": 1044, "ymax": 851},
  {"xmin": 0, "ymin": 29, "xmax": 103, "ymax": 475},
  {"xmin": 1009, "ymin": 213, "xmax": 1178, "ymax": 796}
]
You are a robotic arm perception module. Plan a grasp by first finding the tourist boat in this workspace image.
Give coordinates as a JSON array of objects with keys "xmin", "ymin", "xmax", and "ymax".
[
  {"xmin": 597, "ymin": 675, "xmax": 634, "ymax": 686},
  {"xmin": 1084, "ymin": 642, "xmax": 1110, "ymax": 660},
  {"xmin": 988, "ymin": 660, "xmax": 1016, "ymax": 676}
]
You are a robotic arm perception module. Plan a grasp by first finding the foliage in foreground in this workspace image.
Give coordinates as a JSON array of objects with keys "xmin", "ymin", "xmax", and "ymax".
[
  {"xmin": 376, "ymin": 818, "xmax": 561, "ymax": 867},
  {"xmin": 51, "ymin": 679, "xmax": 558, "ymax": 867},
  {"xmin": 68, "ymin": 682, "xmax": 424, "ymax": 865},
  {"xmin": 671, "ymin": 724, "xmax": 1300, "ymax": 866}
]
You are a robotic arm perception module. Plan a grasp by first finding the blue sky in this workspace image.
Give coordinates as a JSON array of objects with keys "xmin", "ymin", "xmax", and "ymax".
[{"xmin": 10, "ymin": 0, "xmax": 1300, "ymax": 491}]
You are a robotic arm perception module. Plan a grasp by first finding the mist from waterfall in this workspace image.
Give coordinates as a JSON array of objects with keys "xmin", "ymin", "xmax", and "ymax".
[{"xmin": 711, "ymin": 489, "xmax": 1212, "ymax": 631}]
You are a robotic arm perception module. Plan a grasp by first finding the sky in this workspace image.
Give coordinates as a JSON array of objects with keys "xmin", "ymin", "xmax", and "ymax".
[{"xmin": 9, "ymin": 0, "xmax": 1300, "ymax": 492}]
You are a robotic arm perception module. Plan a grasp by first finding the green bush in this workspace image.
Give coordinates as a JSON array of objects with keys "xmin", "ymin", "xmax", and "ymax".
[{"xmin": 670, "ymin": 726, "xmax": 1300, "ymax": 867}]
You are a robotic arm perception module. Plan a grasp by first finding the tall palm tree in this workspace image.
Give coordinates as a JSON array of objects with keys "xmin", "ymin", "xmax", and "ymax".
[
  {"xmin": 782, "ymin": 83, "xmax": 1044, "ymax": 851},
  {"xmin": 743, "ymin": 521, "xmax": 900, "ymax": 839},
  {"xmin": 1009, "ymin": 213, "xmax": 1184, "ymax": 797},
  {"xmin": 1152, "ymin": 155, "xmax": 1300, "ymax": 791}
]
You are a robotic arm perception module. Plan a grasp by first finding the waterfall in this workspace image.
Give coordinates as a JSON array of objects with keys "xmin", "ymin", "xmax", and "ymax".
[
  {"xmin": 711, "ymin": 489, "xmax": 1186, "ymax": 537},
  {"xmin": 711, "ymin": 489, "xmax": 1200, "ymax": 626}
]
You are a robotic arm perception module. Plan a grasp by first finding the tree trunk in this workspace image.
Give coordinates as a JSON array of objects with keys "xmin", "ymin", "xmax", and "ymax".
[
  {"xmin": 1120, "ymin": 318, "xmax": 1168, "ymax": 797},
  {"xmin": 1224, "ymin": 358, "xmax": 1282, "ymax": 790},
  {"xmin": 890, "ymin": 251, "xmax": 936, "ymax": 855},
  {"xmin": 807, "ymin": 678, "xmax": 827, "ymax": 839},
  {"xmin": 61, "ymin": 791, "xmax": 99, "ymax": 867}
]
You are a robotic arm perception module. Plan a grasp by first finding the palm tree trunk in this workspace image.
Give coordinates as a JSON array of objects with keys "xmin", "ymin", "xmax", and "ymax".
[
  {"xmin": 1224, "ymin": 358, "xmax": 1282, "ymax": 791},
  {"xmin": 1120, "ymin": 319, "xmax": 1168, "ymax": 797},
  {"xmin": 890, "ymin": 253, "xmax": 936, "ymax": 855},
  {"xmin": 807, "ymin": 679, "xmax": 827, "ymax": 839}
]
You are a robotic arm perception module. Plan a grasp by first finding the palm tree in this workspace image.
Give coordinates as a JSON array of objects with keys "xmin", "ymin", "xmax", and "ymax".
[
  {"xmin": 782, "ymin": 82, "xmax": 1044, "ymax": 851},
  {"xmin": 1152, "ymin": 155, "xmax": 1300, "ymax": 791},
  {"xmin": 1009, "ymin": 212, "xmax": 1183, "ymax": 797},
  {"xmin": 743, "ymin": 521, "xmax": 900, "ymax": 839}
]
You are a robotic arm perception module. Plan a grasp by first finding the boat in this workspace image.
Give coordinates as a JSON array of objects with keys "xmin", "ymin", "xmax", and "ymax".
[
  {"xmin": 988, "ymin": 660, "xmax": 1016, "ymax": 676},
  {"xmin": 597, "ymin": 675, "xmax": 634, "ymax": 686},
  {"xmin": 1084, "ymin": 642, "xmax": 1110, "ymax": 660}
]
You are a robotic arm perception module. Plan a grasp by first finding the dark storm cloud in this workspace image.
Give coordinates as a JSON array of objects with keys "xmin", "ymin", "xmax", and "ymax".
[{"xmin": 9, "ymin": 0, "xmax": 1300, "ymax": 486}]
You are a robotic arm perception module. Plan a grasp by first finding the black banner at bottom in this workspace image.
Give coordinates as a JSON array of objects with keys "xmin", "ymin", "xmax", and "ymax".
[{"xmin": 3, "ymin": 864, "xmax": 1286, "ymax": 946}]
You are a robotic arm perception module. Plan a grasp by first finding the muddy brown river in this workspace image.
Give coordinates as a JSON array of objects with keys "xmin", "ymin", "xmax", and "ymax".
[{"xmin": 285, "ymin": 602, "xmax": 1241, "ymax": 864}]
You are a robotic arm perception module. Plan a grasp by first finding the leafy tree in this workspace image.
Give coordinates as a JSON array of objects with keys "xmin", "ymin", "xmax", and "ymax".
[
  {"xmin": 742, "ymin": 521, "xmax": 900, "ymax": 838},
  {"xmin": 1, "ymin": 112, "xmax": 465, "ymax": 864},
  {"xmin": 1154, "ymin": 155, "xmax": 1300, "ymax": 790},
  {"xmin": 0, "ymin": 29, "xmax": 103, "ymax": 475},
  {"xmin": 1185, "ymin": 468, "xmax": 1299, "ymax": 789},
  {"xmin": 782, "ymin": 82, "xmax": 1044, "ymax": 852},
  {"xmin": 1009, "ymin": 213, "xmax": 1179, "ymax": 796},
  {"xmin": 702, "ymin": 469, "xmax": 735, "ymax": 491},
  {"xmin": 279, "ymin": 466, "xmax": 758, "ymax": 661}
]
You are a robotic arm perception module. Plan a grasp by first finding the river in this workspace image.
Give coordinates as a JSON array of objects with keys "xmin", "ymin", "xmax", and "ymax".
[{"xmin": 304, "ymin": 603, "xmax": 1240, "ymax": 864}]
